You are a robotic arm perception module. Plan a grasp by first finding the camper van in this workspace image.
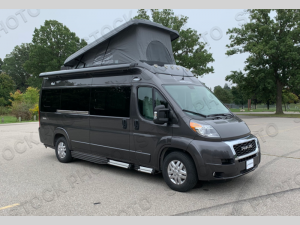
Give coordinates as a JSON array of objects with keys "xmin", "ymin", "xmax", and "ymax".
[{"xmin": 39, "ymin": 19, "xmax": 260, "ymax": 192}]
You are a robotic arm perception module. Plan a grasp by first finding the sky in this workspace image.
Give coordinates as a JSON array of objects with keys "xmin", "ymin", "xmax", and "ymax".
[{"xmin": 0, "ymin": 9, "xmax": 251, "ymax": 90}]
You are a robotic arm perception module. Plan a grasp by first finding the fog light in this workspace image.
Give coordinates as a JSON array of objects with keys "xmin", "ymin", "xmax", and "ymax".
[
  {"xmin": 213, "ymin": 172, "xmax": 224, "ymax": 178},
  {"xmin": 221, "ymin": 159, "xmax": 234, "ymax": 165}
]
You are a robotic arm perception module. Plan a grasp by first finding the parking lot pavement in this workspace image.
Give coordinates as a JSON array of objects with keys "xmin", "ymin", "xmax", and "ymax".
[{"xmin": 0, "ymin": 117, "xmax": 300, "ymax": 216}]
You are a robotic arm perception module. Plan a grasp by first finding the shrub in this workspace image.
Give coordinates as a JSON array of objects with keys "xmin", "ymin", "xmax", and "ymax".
[
  {"xmin": 11, "ymin": 101, "xmax": 33, "ymax": 120},
  {"xmin": 0, "ymin": 106, "xmax": 9, "ymax": 115},
  {"xmin": 29, "ymin": 104, "xmax": 39, "ymax": 117},
  {"xmin": 9, "ymin": 87, "xmax": 39, "ymax": 121}
]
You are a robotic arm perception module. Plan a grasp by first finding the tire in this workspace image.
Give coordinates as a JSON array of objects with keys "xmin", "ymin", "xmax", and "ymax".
[
  {"xmin": 55, "ymin": 137, "xmax": 73, "ymax": 163},
  {"xmin": 162, "ymin": 151, "xmax": 198, "ymax": 192}
]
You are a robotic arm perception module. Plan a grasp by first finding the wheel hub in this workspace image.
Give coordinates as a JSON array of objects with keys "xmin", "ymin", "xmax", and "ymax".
[
  {"xmin": 167, "ymin": 160, "xmax": 187, "ymax": 185},
  {"xmin": 57, "ymin": 142, "xmax": 66, "ymax": 159}
]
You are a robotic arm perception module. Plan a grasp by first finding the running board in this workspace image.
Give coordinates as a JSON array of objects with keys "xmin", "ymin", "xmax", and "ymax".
[
  {"xmin": 108, "ymin": 160, "xmax": 130, "ymax": 169},
  {"xmin": 71, "ymin": 151, "xmax": 152, "ymax": 173},
  {"xmin": 138, "ymin": 166, "xmax": 153, "ymax": 174},
  {"xmin": 71, "ymin": 151, "xmax": 108, "ymax": 164}
]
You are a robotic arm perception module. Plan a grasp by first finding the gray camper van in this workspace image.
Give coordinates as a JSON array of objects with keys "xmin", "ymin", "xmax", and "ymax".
[{"xmin": 39, "ymin": 19, "xmax": 260, "ymax": 192}]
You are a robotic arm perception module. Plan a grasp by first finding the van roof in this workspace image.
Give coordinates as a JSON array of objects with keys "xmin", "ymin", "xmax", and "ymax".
[{"xmin": 63, "ymin": 19, "xmax": 180, "ymax": 68}]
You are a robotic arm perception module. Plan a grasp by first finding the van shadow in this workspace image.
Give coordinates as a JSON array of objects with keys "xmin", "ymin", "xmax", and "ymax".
[{"xmin": 43, "ymin": 154, "xmax": 239, "ymax": 193}]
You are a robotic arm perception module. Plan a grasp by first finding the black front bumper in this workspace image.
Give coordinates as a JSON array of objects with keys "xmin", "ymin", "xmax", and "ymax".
[
  {"xmin": 204, "ymin": 152, "xmax": 261, "ymax": 180},
  {"xmin": 188, "ymin": 134, "xmax": 261, "ymax": 181}
]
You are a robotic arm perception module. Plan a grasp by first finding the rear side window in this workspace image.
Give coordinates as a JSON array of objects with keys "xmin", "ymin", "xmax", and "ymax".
[
  {"xmin": 90, "ymin": 86, "xmax": 131, "ymax": 117},
  {"xmin": 41, "ymin": 89, "xmax": 61, "ymax": 112},
  {"xmin": 61, "ymin": 88, "xmax": 90, "ymax": 111}
]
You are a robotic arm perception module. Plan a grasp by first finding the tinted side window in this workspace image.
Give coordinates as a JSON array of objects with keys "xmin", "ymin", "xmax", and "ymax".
[
  {"xmin": 138, "ymin": 87, "xmax": 153, "ymax": 120},
  {"xmin": 90, "ymin": 86, "xmax": 131, "ymax": 117},
  {"xmin": 41, "ymin": 89, "xmax": 61, "ymax": 112},
  {"xmin": 61, "ymin": 88, "xmax": 90, "ymax": 111}
]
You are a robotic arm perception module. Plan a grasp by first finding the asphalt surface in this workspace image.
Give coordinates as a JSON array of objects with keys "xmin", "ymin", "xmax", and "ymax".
[{"xmin": 0, "ymin": 116, "xmax": 300, "ymax": 216}]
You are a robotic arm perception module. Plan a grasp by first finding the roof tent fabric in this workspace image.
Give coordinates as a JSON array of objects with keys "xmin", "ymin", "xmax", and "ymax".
[{"xmin": 64, "ymin": 19, "xmax": 179, "ymax": 68}]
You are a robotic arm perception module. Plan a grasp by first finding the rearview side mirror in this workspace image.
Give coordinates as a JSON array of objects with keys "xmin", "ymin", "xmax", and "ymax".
[{"xmin": 153, "ymin": 105, "xmax": 169, "ymax": 124}]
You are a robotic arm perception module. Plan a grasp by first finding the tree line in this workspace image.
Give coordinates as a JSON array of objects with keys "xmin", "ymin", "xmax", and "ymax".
[
  {"xmin": 213, "ymin": 82, "xmax": 299, "ymax": 110},
  {"xmin": 0, "ymin": 9, "xmax": 299, "ymax": 115}
]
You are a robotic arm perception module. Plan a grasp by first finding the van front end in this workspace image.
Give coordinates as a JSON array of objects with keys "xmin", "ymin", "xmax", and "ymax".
[{"xmin": 187, "ymin": 134, "xmax": 261, "ymax": 181}]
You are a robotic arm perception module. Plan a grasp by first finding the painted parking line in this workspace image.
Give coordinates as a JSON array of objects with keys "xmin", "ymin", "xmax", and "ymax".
[{"xmin": 0, "ymin": 203, "xmax": 19, "ymax": 211}]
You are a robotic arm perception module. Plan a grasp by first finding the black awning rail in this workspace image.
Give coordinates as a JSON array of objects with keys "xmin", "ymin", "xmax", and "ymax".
[{"xmin": 39, "ymin": 63, "xmax": 137, "ymax": 78}]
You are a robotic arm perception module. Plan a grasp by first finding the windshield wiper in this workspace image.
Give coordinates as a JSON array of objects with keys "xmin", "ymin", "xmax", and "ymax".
[
  {"xmin": 182, "ymin": 109, "xmax": 207, "ymax": 118},
  {"xmin": 207, "ymin": 113, "xmax": 234, "ymax": 118}
]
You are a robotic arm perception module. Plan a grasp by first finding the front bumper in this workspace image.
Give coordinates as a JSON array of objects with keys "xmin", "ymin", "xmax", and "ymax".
[
  {"xmin": 188, "ymin": 134, "xmax": 261, "ymax": 180},
  {"xmin": 204, "ymin": 152, "xmax": 260, "ymax": 180}
]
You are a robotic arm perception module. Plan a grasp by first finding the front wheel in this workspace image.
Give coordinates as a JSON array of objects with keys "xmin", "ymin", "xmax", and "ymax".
[{"xmin": 162, "ymin": 151, "xmax": 198, "ymax": 192}]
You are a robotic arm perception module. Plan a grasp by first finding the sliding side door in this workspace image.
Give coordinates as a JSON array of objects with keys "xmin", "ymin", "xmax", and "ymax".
[{"xmin": 89, "ymin": 86, "xmax": 133, "ymax": 162}]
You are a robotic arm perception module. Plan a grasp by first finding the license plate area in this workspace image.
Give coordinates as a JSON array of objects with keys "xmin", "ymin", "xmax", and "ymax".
[{"xmin": 246, "ymin": 158, "xmax": 254, "ymax": 169}]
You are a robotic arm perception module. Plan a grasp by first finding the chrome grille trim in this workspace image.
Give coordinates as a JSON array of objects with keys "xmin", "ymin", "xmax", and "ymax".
[{"xmin": 224, "ymin": 136, "xmax": 259, "ymax": 161}]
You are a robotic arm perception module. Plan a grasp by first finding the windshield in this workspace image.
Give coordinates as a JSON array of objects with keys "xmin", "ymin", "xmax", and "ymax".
[{"xmin": 164, "ymin": 85, "xmax": 230, "ymax": 117}]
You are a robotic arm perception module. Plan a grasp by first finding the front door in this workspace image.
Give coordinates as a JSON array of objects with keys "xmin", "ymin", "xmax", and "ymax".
[
  {"xmin": 89, "ymin": 86, "xmax": 133, "ymax": 162},
  {"xmin": 131, "ymin": 86, "xmax": 172, "ymax": 167}
]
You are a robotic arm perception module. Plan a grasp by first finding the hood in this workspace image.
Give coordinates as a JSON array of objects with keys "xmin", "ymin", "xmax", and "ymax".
[{"xmin": 204, "ymin": 116, "xmax": 251, "ymax": 140}]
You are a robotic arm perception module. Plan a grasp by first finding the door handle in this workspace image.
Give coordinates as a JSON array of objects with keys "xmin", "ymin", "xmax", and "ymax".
[
  {"xmin": 122, "ymin": 119, "xmax": 127, "ymax": 129},
  {"xmin": 134, "ymin": 119, "xmax": 139, "ymax": 130}
]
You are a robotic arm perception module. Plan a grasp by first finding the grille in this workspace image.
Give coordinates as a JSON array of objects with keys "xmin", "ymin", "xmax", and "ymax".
[{"xmin": 233, "ymin": 140, "xmax": 256, "ymax": 157}]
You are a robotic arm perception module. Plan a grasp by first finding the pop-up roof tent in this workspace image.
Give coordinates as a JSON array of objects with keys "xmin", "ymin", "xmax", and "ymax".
[{"xmin": 63, "ymin": 19, "xmax": 180, "ymax": 69}]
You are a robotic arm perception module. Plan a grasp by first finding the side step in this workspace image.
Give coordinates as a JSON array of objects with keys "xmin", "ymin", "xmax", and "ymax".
[
  {"xmin": 138, "ymin": 166, "xmax": 154, "ymax": 174},
  {"xmin": 108, "ymin": 160, "xmax": 130, "ymax": 169},
  {"xmin": 71, "ymin": 151, "xmax": 154, "ymax": 173},
  {"xmin": 71, "ymin": 151, "xmax": 108, "ymax": 164}
]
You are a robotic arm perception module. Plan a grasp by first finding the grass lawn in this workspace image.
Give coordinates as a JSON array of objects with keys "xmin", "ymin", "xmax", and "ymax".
[
  {"xmin": 238, "ymin": 114, "xmax": 300, "ymax": 118},
  {"xmin": 0, "ymin": 115, "xmax": 38, "ymax": 124},
  {"xmin": 230, "ymin": 108, "xmax": 300, "ymax": 113}
]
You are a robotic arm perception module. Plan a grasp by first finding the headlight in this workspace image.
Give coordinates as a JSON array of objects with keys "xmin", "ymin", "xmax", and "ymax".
[{"xmin": 189, "ymin": 120, "xmax": 220, "ymax": 138}]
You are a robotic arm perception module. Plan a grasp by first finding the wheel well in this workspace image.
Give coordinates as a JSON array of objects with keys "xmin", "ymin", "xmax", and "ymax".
[
  {"xmin": 160, "ymin": 147, "xmax": 195, "ymax": 170},
  {"xmin": 54, "ymin": 134, "xmax": 65, "ymax": 146}
]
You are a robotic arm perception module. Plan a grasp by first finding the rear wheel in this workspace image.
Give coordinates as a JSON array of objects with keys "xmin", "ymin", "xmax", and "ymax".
[
  {"xmin": 162, "ymin": 151, "xmax": 198, "ymax": 192},
  {"xmin": 55, "ymin": 137, "xmax": 72, "ymax": 163}
]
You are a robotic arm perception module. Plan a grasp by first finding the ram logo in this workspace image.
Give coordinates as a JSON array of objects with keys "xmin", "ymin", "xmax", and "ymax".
[{"xmin": 241, "ymin": 144, "xmax": 253, "ymax": 151}]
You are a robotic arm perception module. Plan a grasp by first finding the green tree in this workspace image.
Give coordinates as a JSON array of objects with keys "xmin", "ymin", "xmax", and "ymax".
[
  {"xmin": 23, "ymin": 87, "xmax": 39, "ymax": 105},
  {"xmin": 214, "ymin": 85, "xmax": 232, "ymax": 103},
  {"xmin": 226, "ymin": 70, "xmax": 276, "ymax": 109},
  {"xmin": 2, "ymin": 43, "xmax": 32, "ymax": 92},
  {"xmin": 0, "ymin": 73, "xmax": 15, "ymax": 106},
  {"xmin": 24, "ymin": 20, "xmax": 87, "ymax": 88},
  {"xmin": 282, "ymin": 90, "xmax": 299, "ymax": 111},
  {"xmin": 134, "ymin": 9, "xmax": 215, "ymax": 77},
  {"xmin": 226, "ymin": 9, "xmax": 300, "ymax": 114},
  {"xmin": 223, "ymin": 83, "xmax": 231, "ymax": 90},
  {"xmin": 231, "ymin": 86, "xmax": 247, "ymax": 109}
]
